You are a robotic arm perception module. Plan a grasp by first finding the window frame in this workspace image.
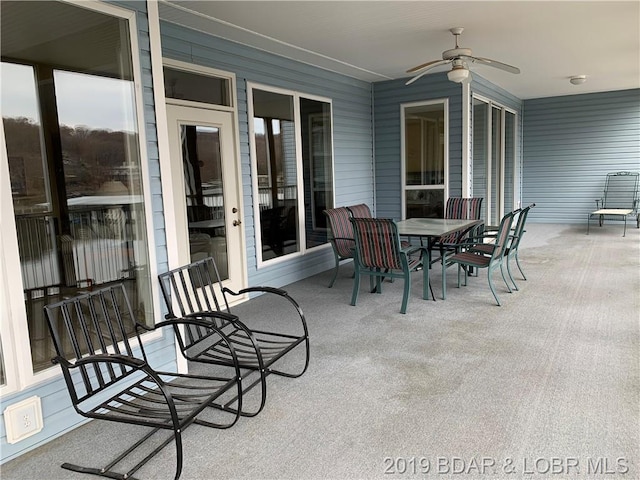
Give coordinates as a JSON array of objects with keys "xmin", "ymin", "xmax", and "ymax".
[
  {"xmin": 0, "ymin": 0, "xmax": 160, "ymax": 394},
  {"xmin": 400, "ymin": 99, "xmax": 449, "ymax": 219},
  {"xmin": 247, "ymin": 82, "xmax": 335, "ymax": 268}
]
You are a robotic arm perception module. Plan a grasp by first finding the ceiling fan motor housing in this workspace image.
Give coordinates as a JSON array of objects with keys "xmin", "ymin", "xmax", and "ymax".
[{"xmin": 442, "ymin": 48, "xmax": 472, "ymax": 60}]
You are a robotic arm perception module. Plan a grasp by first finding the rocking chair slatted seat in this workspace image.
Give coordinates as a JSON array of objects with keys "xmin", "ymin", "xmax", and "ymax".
[
  {"xmin": 44, "ymin": 283, "xmax": 242, "ymax": 480},
  {"xmin": 158, "ymin": 257, "xmax": 310, "ymax": 417},
  {"xmin": 350, "ymin": 217, "xmax": 433, "ymax": 314},
  {"xmin": 442, "ymin": 210, "xmax": 516, "ymax": 306}
]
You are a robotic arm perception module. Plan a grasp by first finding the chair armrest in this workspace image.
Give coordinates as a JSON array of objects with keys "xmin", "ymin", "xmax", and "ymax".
[
  {"xmin": 227, "ymin": 286, "xmax": 309, "ymax": 338},
  {"xmin": 54, "ymin": 353, "xmax": 146, "ymax": 371},
  {"xmin": 401, "ymin": 244, "xmax": 428, "ymax": 256},
  {"xmin": 154, "ymin": 316, "xmax": 245, "ymax": 371}
]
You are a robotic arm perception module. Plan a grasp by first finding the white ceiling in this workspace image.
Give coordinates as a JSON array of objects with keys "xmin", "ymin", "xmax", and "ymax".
[{"xmin": 159, "ymin": 1, "xmax": 640, "ymax": 100}]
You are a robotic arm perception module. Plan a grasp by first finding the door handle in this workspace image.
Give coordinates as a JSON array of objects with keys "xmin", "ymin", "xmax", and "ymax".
[{"xmin": 233, "ymin": 219, "xmax": 242, "ymax": 226}]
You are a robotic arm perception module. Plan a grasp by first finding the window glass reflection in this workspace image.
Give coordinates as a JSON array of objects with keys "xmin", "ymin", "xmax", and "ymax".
[
  {"xmin": 253, "ymin": 89, "xmax": 299, "ymax": 260},
  {"xmin": 1, "ymin": 1, "xmax": 153, "ymax": 373},
  {"xmin": 301, "ymin": 98, "xmax": 333, "ymax": 249},
  {"xmin": 1, "ymin": 63, "xmax": 50, "ymax": 213},
  {"xmin": 181, "ymin": 125, "xmax": 229, "ymax": 279},
  {"xmin": 403, "ymin": 102, "xmax": 446, "ymax": 218}
]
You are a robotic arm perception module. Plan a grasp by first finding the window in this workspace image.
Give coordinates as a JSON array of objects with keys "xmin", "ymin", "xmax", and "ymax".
[
  {"xmin": 1, "ymin": 1, "xmax": 152, "ymax": 376},
  {"xmin": 250, "ymin": 86, "xmax": 334, "ymax": 263},
  {"xmin": 472, "ymin": 96, "xmax": 518, "ymax": 224},
  {"xmin": 402, "ymin": 100, "xmax": 448, "ymax": 218},
  {"xmin": 164, "ymin": 66, "xmax": 231, "ymax": 106}
]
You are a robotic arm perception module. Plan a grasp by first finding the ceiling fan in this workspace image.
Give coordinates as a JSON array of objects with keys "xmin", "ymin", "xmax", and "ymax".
[{"xmin": 406, "ymin": 27, "xmax": 520, "ymax": 85}]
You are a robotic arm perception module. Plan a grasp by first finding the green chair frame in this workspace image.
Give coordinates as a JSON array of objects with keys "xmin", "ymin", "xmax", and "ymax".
[
  {"xmin": 471, "ymin": 204, "xmax": 536, "ymax": 290},
  {"xmin": 323, "ymin": 207, "xmax": 356, "ymax": 287},
  {"xmin": 442, "ymin": 210, "xmax": 516, "ymax": 306},
  {"xmin": 350, "ymin": 217, "xmax": 432, "ymax": 314}
]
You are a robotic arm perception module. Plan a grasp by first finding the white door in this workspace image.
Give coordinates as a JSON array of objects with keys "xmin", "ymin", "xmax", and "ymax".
[{"xmin": 167, "ymin": 105, "xmax": 245, "ymax": 294}]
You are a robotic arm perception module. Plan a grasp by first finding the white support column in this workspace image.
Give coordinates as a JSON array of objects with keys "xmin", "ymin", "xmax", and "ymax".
[
  {"xmin": 147, "ymin": 0, "xmax": 188, "ymax": 374},
  {"xmin": 461, "ymin": 81, "xmax": 472, "ymax": 197}
]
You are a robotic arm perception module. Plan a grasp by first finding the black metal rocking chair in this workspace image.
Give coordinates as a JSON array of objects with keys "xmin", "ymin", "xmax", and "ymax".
[
  {"xmin": 44, "ymin": 283, "xmax": 243, "ymax": 480},
  {"xmin": 158, "ymin": 257, "xmax": 310, "ymax": 417}
]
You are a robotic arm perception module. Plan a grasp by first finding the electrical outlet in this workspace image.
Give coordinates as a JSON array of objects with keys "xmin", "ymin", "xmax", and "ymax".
[{"xmin": 4, "ymin": 396, "xmax": 43, "ymax": 444}]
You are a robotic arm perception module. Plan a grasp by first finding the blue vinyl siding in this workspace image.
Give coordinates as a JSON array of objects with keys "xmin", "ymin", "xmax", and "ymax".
[
  {"xmin": 1, "ymin": 1, "xmax": 178, "ymax": 464},
  {"xmin": 373, "ymin": 73, "xmax": 463, "ymax": 219},
  {"xmin": 522, "ymin": 89, "xmax": 640, "ymax": 223},
  {"xmin": 160, "ymin": 21, "xmax": 374, "ymax": 287}
]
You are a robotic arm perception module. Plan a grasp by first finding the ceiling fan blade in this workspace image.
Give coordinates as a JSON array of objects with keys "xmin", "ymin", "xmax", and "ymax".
[
  {"xmin": 406, "ymin": 59, "xmax": 450, "ymax": 74},
  {"xmin": 405, "ymin": 59, "xmax": 451, "ymax": 85},
  {"xmin": 469, "ymin": 56, "xmax": 520, "ymax": 74}
]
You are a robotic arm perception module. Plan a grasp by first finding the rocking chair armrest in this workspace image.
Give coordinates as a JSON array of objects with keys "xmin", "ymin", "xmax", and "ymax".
[
  {"xmin": 155, "ymin": 315, "xmax": 237, "ymax": 331},
  {"xmin": 224, "ymin": 286, "xmax": 309, "ymax": 337},
  {"xmin": 58, "ymin": 353, "xmax": 147, "ymax": 370},
  {"xmin": 154, "ymin": 317, "xmax": 243, "ymax": 369}
]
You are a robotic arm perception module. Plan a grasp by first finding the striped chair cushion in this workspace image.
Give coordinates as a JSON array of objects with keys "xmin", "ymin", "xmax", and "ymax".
[
  {"xmin": 347, "ymin": 203, "xmax": 373, "ymax": 218},
  {"xmin": 324, "ymin": 207, "xmax": 355, "ymax": 258},
  {"xmin": 351, "ymin": 217, "xmax": 403, "ymax": 270}
]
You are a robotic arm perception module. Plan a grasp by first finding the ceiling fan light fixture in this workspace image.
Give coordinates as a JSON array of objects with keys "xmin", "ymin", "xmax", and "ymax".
[
  {"xmin": 570, "ymin": 75, "xmax": 587, "ymax": 85},
  {"xmin": 447, "ymin": 67, "xmax": 469, "ymax": 83}
]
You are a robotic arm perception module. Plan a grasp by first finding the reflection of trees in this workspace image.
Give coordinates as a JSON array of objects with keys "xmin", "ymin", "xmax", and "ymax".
[{"xmin": 4, "ymin": 116, "xmax": 137, "ymax": 199}]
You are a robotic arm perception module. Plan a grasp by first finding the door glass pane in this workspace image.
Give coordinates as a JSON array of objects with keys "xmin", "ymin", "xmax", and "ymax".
[
  {"xmin": 253, "ymin": 89, "xmax": 299, "ymax": 260},
  {"xmin": 180, "ymin": 124, "xmax": 229, "ymax": 279},
  {"xmin": 472, "ymin": 98, "xmax": 489, "ymax": 222},
  {"xmin": 301, "ymin": 98, "xmax": 333, "ymax": 249},
  {"xmin": 404, "ymin": 104, "xmax": 444, "ymax": 186},
  {"xmin": 403, "ymin": 102, "xmax": 445, "ymax": 218},
  {"xmin": 1, "ymin": 1, "xmax": 152, "ymax": 373},
  {"xmin": 504, "ymin": 111, "xmax": 516, "ymax": 212},
  {"xmin": 491, "ymin": 106, "xmax": 502, "ymax": 223}
]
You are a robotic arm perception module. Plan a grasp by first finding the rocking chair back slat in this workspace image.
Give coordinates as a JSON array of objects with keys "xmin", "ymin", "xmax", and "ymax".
[{"xmin": 44, "ymin": 284, "xmax": 145, "ymax": 405}]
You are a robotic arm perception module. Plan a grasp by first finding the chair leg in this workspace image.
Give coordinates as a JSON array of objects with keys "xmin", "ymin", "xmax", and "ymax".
[
  {"xmin": 328, "ymin": 260, "xmax": 339, "ymax": 288},
  {"xmin": 442, "ymin": 258, "xmax": 448, "ymax": 300},
  {"xmin": 505, "ymin": 255, "xmax": 518, "ymax": 291},
  {"xmin": 350, "ymin": 267, "xmax": 360, "ymax": 306},
  {"xmin": 514, "ymin": 252, "xmax": 527, "ymax": 280},
  {"xmin": 400, "ymin": 271, "xmax": 411, "ymax": 314},
  {"xmin": 488, "ymin": 270, "xmax": 502, "ymax": 306},
  {"xmin": 499, "ymin": 263, "xmax": 513, "ymax": 293}
]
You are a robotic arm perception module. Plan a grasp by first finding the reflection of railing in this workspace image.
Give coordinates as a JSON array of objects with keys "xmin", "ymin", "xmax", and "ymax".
[
  {"xmin": 15, "ymin": 204, "xmax": 138, "ymax": 293},
  {"xmin": 15, "ymin": 214, "xmax": 60, "ymax": 291},
  {"xmin": 258, "ymin": 185, "xmax": 297, "ymax": 210}
]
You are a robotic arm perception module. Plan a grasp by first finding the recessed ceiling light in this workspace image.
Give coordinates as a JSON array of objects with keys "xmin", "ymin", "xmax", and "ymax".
[{"xmin": 570, "ymin": 75, "xmax": 587, "ymax": 85}]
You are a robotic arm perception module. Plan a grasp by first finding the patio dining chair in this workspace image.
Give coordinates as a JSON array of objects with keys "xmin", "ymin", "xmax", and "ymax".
[
  {"xmin": 430, "ymin": 197, "xmax": 484, "ymax": 265},
  {"xmin": 323, "ymin": 207, "xmax": 356, "ymax": 287},
  {"xmin": 346, "ymin": 203, "xmax": 373, "ymax": 218},
  {"xmin": 350, "ymin": 217, "xmax": 433, "ymax": 314},
  {"xmin": 441, "ymin": 210, "xmax": 516, "ymax": 306},
  {"xmin": 470, "ymin": 203, "xmax": 536, "ymax": 290}
]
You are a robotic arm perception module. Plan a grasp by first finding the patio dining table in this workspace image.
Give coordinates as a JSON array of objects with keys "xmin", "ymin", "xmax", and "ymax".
[{"xmin": 396, "ymin": 217, "xmax": 483, "ymax": 297}]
